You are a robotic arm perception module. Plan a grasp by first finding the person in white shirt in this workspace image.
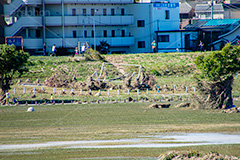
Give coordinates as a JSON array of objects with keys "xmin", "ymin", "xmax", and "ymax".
[
  {"xmin": 51, "ymin": 44, "xmax": 57, "ymax": 57},
  {"xmin": 81, "ymin": 44, "xmax": 86, "ymax": 57}
]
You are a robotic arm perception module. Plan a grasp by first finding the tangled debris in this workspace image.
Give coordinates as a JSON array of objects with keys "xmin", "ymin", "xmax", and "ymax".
[
  {"xmin": 44, "ymin": 64, "xmax": 157, "ymax": 91},
  {"xmin": 158, "ymin": 150, "xmax": 239, "ymax": 160},
  {"xmin": 44, "ymin": 66, "xmax": 77, "ymax": 88},
  {"xmin": 175, "ymin": 102, "xmax": 191, "ymax": 108},
  {"xmin": 222, "ymin": 107, "xmax": 240, "ymax": 113},
  {"xmin": 191, "ymin": 76, "xmax": 234, "ymax": 109},
  {"xmin": 148, "ymin": 103, "xmax": 170, "ymax": 109}
]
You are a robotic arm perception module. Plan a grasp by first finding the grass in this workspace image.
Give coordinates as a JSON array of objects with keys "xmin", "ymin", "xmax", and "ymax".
[
  {"xmin": 1, "ymin": 145, "xmax": 240, "ymax": 160},
  {"xmin": 0, "ymin": 102, "xmax": 240, "ymax": 144},
  {"xmin": 0, "ymin": 102, "xmax": 240, "ymax": 159}
]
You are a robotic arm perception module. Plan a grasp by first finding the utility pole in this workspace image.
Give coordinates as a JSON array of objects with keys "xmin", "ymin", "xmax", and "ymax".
[
  {"xmin": 211, "ymin": 0, "xmax": 213, "ymax": 20},
  {"xmin": 210, "ymin": 0, "xmax": 214, "ymax": 45},
  {"xmin": 93, "ymin": 9, "xmax": 98, "ymax": 51}
]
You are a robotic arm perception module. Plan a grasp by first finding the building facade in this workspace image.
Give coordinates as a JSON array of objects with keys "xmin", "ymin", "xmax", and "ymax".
[
  {"xmin": 4, "ymin": 0, "xmax": 180, "ymax": 53},
  {"xmin": 0, "ymin": 0, "xmax": 7, "ymax": 44}
]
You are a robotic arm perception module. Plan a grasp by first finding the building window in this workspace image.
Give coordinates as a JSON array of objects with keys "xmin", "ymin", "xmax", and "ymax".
[
  {"xmin": 103, "ymin": 9, "xmax": 107, "ymax": 16},
  {"xmin": 73, "ymin": 30, "xmax": 76, "ymax": 38},
  {"xmin": 165, "ymin": 10, "xmax": 170, "ymax": 19},
  {"xmin": 35, "ymin": 7, "xmax": 40, "ymax": 16},
  {"xmin": 72, "ymin": 9, "xmax": 76, "ymax": 16},
  {"xmin": 83, "ymin": 9, "xmax": 86, "ymax": 16},
  {"xmin": 111, "ymin": 9, "xmax": 115, "ymax": 15},
  {"xmin": 104, "ymin": 30, "xmax": 107, "ymax": 37},
  {"xmin": 121, "ymin": 8, "xmax": 125, "ymax": 15},
  {"xmin": 138, "ymin": 41, "xmax": 145, "ymax": 48},
  {"xmin": 112, "ymin": 30, "xmax": 115, "ymax": 37},
  {"xmin": 122, "ymin": 30, "xmax": 125, "ymax": 37},
  {"xmin": 91, "ymin": 30, "xmax": 94, "ymax": 38},
  {"xmin": 91, "ymin": 9, "xmax": 95, "ymax": 16},
  {"xmin": 36, "ymin": 29, "xmax": 41, "ymax": 38},
  {"xmin": 137, "ymin": 20, "xmax": 145, "ymax": 27},
  {"xmin": 84, "ymin": 30, "xmax": 87, "ymax": 38},
  {"xmin": 158, "ymin": 35, "xmax": 169, "ymax": 42}
]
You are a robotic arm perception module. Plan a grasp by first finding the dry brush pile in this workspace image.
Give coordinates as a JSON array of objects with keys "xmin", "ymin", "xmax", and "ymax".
[{"xmin": 158, "ymin": 150, "xmax": 240, "ymax": 160}]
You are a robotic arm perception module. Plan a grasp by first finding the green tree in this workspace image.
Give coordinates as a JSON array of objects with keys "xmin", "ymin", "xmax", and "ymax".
[
  {"xmin": 0, "ymin": 44, "xmax": 29, "ymax": 101},
  {"xmin": 96, "ymin": 41, "xmax": 110, "ymax": 54},
  {"xmin": 193, "ymin": 44, "xmax": 240, "ymax": 109}
]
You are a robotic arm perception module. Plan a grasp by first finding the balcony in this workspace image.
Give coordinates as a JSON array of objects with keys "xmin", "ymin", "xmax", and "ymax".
[
  {"xmin": 63, "ymin": 0, "xmax": 133, "ymax": 4},
  {"xmin": 22, "ymin": 37, "xmax": 134, "ymax": 49},
  {"xmin": 23, "ymin": 39, "xmax": 43, "ymax": 49},
  {"xmin": 45, "ymin": 0, "xmax": 62, "ymax": 4},
  {"xmin": 64, "ymin": 15, "xmax": 134, "ymax": 26},
  {"xmin": 4, "ymin": 0, "xmax": 41, "ymax": 16},
  {"xmin": 5, "ymin": 17, "xmax": 42, "ymax": 37},
  {"xmin": 45, "ymin": 16, "xmax": 62, "ymax": 26},
  {"xmin": 64, "ymin": 37, "xmax": 134, "ymax": 48}
]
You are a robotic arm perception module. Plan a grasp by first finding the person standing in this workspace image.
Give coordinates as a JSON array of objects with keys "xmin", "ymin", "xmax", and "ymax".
[
  {"xmin": 75, "ymin": 47, "xmax": 79, "ymax": 55},
  {"xmin": 81, "ymin": 44, "xmax": 86, "ymax": 57},
  {"xmin": 151, "ymin": 40, "xmax": 157, "ymax": 53},
  {"xmin": 43, "ymin": 43, "xmax": 47, "ymax": 56},
  {"xmin": 50, "ymin": 94, "xmax": 53, "ymax": 103},
  {"xmin": 199, "ymin": 40, "xmax": 204, "ymax": 52},
  {"xmin": 51, "ymin": 44, "xmax": 57, "ymax": 57},
  {"xmin": 6, "ymin": 91, "xmax": 9, "ymax": 105}
]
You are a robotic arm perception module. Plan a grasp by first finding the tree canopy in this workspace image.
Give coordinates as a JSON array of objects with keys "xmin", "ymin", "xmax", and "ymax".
[
  {"xmin": 195, "ymin": 44, "xmax": 240, "ymax": 81},
  {"xmin": 0, "ymin": 44, "xmax": 29, "ymax": 100},
  {"xmin": 193, "ymin": 44, "xmax": 240, "ymax": 109}
]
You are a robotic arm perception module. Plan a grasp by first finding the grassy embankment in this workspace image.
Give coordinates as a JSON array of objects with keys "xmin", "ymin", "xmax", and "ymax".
[{"xmin": 8, "ymin": 52, "xmax": 240, "ymax": 102}]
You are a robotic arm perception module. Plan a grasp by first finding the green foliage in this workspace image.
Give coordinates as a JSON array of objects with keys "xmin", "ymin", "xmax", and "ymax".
[
  {"xmin": 96, "ymin": 40, "xmax": 110, "ymax": 54},
  {"xmin": 0, "ymin": 44, "xmax": 29, "ymax": 95},
  {"xmin": 194, "ymin": 44, "xmax": 240, "ymax": 81}
]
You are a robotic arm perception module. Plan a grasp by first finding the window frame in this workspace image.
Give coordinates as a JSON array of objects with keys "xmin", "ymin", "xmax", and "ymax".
[
  {"xmin": 137, "ymin": 20, "xmax": 145, "ymax": 27},
  {"xmin": 158, "ymin": 35, "xmax": 169, "ymax": 42},
  {"xmin": 138, "ymin": 41, "xmax": 145, "ymax": 48},
  {"xmin": 165, "ymin": 10, "xmax": 170, "ymax": 19}
]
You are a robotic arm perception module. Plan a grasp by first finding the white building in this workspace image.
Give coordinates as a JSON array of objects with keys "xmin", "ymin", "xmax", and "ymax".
[{"xmin": 4, "ymin": 0, "xmax": 180, "ymax": 54}]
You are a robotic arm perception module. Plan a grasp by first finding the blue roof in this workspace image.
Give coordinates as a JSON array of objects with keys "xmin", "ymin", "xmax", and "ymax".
[{"xmin": 203, "ymin": 19, "xmax": 240, "ymax": 26}]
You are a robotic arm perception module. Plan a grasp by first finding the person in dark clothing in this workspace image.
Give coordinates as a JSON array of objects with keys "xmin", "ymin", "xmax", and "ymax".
[{"xmin": 43, "ymin": 43, "xmax": 47, "ymax": 56}]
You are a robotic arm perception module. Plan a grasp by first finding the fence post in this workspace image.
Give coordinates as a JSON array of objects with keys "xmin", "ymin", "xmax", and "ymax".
[
  {"xmin": 118, "ymin": 90, "xmax": 120, "ymax": 95},
  {"xmin": 147, "ymin": 88, "xmax": 149, "ymax": 94},
  {"xmin": 108, "ymin": 90, "xmax": 110, "ymax": 96},
  {"xmin": 33, "ymin": 88, "xmax": 36, "ymax": 94},
  {"xmin": 137, "ymin": 89, "xmax": 139, "ymax": 95},
  {"xmin": 185, "ymin": 87, "xmax": 188, "ymax": 93},
  {"xmin": 99, "ymin": 89, "xmax": 101, "ymax": 96},
  {"xmin": 193, "ymin": 87, "xmax": 196, "ymax": 92},
  {"xmin": 24, "ymin": 87, "xmax": 26, "ymax": 94},
  {"xmin": 14, "ymin": 88, "xmax": 16, "ymax": 94},
  {"xmin": 53, "ymin": 88, "xmax": 55, "ymax": 94},
  {"xmin": 81, "ymin": 89, "xmax": 83, "ymax": 95},
  {"xmin": 128, "ymin": 89, "xmax": 130, "ymax": 95}
]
